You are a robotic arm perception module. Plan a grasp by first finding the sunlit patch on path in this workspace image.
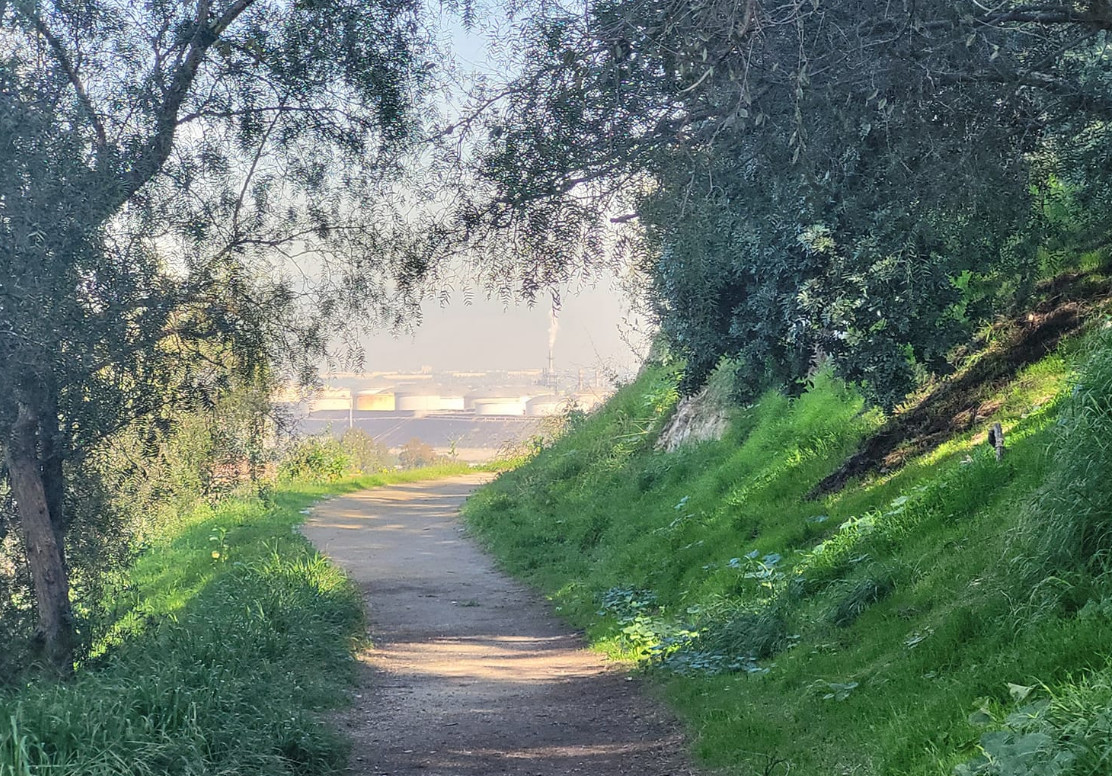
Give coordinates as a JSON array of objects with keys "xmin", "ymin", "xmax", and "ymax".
[{"xmin": 303, "ymin": 475, "xmax": 702, "ymax": 776}]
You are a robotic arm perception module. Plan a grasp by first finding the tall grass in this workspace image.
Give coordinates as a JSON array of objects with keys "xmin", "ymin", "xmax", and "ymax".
[
  {"xmin": 0, "ymin": 489, "xmax": 359, "ymax": 776},
  {"xmin": 938, "ymin": 332, "xmax": 1112, "ymax": 775},
  {"xmin": 0, "ymin": 466, "xmax": 470, "ymax": 775},
  {"xmin": 1021, "ymin": 329, "xmax": 1112, "ymax": 577},
  {"xmin": 463, "ymin": 349, "xmax": 1112, "ymax": 775}
]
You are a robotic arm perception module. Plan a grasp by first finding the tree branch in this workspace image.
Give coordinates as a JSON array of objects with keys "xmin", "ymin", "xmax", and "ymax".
[
  {"xmin": 981, "ymin": 6, "xmax": 1112, "ymax": 30},
  {"xmin": 231, "ymin": 95, "xmax": 288, "ymax": 240},
  {"xmin": 909, "ymin": 4, "xmax": 1112, "ymax": 32},
  {"xmin": 933, "ymin": 67, "xmax": 1112, "ymax": 118},
  {"xmin": 18, "ymin": 3, "xmax": 108, "ymax": 156},
  {"xmin": 177, "ymin": 104, "xmax": 334, "ymax": 125},
  {"xmin": 113, "ymin": 0, "xmax": 257, "ymax": 216}
]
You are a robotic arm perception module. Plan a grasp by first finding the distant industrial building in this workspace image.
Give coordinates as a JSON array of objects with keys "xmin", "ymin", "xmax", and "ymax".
[
  {"xmin": 355, "ymin": 391, "xmax": 395, "ymax": 411},
  {"xmin": 274, "ymin": 365, "xmax": 616, "ymax": 462}
]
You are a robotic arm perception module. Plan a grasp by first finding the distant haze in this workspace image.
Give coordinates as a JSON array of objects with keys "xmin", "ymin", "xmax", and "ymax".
[
  {"xmin": 344, "ymin": 20, "xmax": 650, "ymax": 379},
  {"xmin": 354, "ymin": 280, "xmax": 648, "ymax": 376}
]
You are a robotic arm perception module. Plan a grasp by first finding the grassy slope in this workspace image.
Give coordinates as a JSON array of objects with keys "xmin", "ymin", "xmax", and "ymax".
[
  {"xmin": 0, "ymin": 463, "xmax": 469, "ymax": 776},
  {"xmin": 463, "ymin": 343, "xmax": 1112, "ymax": 775}
]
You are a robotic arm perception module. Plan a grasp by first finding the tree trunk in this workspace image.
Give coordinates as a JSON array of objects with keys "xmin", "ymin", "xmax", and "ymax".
[
  {"xmin": 6, "ymin": 401, "xmax": 74, "ymax": 675},
  {"xmin": 39, "ymin": 389, "xmax": 68, "ymax": 549}
]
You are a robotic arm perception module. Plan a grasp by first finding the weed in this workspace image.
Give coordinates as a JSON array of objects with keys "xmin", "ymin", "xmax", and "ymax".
[
  {"xmin": 0, "ymin": 717, "xmax": 34, "ymax": 776},
  {"xmin": 828, "ymin": 570, "xmax": 896, "ymax": 627},
  {"xmin": 954, "ymin": 671, "xmax": 1112, "ymax": 775}
]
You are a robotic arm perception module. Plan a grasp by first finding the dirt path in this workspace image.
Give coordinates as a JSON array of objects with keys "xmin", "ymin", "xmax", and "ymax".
[{"xmin": 303, "ymin": 474, "xmax": 703, "ymax": 776}]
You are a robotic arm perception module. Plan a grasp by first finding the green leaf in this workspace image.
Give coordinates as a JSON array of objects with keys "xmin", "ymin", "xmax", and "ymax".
[{"xmin": 968, "ymin": 707, "xmax": 994, "ymax": 726}]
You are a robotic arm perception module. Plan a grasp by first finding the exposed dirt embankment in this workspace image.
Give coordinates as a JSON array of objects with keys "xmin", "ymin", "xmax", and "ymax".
[{"xmin": 811, "ymin": 272, "xmax": 1112, "ymax": 498}]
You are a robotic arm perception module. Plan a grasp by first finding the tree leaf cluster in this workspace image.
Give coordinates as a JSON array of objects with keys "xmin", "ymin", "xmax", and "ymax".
[{"xmin": 466, "ymin": 0, "xmax": 1112, "ymax": 406}]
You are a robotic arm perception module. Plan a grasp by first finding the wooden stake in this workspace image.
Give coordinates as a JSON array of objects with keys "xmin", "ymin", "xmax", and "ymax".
[{"xmin": 990, "ymin": 422, "xmax": 1005, "ymax": 461}]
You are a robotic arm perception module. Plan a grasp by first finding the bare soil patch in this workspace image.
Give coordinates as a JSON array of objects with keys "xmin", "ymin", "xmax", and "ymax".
[
  {"xmin": 303, "ymin": 475, "xmax": 703, "ymax": 776},
  {"xmin": 811, "ymin": 271, "xmax": 1112, "ymax": 498}
]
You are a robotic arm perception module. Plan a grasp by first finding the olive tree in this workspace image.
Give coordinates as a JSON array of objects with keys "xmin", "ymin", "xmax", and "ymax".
[{"xmin": 0, "ymin": 0, "xmax": 440, "ymax": 672}]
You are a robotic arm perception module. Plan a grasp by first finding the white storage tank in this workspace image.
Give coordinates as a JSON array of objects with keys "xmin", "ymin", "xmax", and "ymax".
[
  {"xmin": 438, "ymin": 395, "xmax": 465, "ymax": 411},
  {"xmin": 395, "ymin": 392, "xmax": 442, "ymax": 412},
  {"xmin": 472, "ymin": 398, "xmax": 526, "ymax": 416},
  {"xmin": 526, "ymin": 395, "xmax": 566, "ymax": 417},
  {"xmin": 355, "ymin": 391, "xmax": 395, "ymax": 411},
  {"xmin": 464, "ymin": 390, "xmax": 499, "ymax": 410}
]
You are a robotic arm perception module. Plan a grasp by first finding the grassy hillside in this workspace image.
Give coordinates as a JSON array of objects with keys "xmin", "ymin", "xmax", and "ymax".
[
  {"xmin": 463, "ymin": 330, "xmax": 1112, "ymax": 775},
  {"xmin": 0, "ymin": 464, "xmax": 469, "ymax": 776}
]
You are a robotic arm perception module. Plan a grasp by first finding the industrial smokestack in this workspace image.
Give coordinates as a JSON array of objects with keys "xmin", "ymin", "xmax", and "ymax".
[
  {"xmin": 548, "ymin": 306, "xmax": 559, "ymax": 355},
  {"xmin": 547, "ymin": 348, "xmax": 557, "ymax": 392},
  {"xmin": 547, "ymin": 303, "xmax": 559, "ymax": 392}
]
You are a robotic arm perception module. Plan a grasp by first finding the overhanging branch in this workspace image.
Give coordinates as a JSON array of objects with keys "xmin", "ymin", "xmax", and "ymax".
[
  {"xmin": 114, "ymin": 0, "xmax": 258, "ymax": 217},
  {"xmin": 17, "ymin": 2, "xmax": 108, "ymax": 157}
]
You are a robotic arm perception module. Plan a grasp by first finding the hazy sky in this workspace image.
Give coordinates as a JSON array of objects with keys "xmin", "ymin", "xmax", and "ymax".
[
  {"xmin": 358, "ymin": 279, "xmax": 648, "ymax": 375},
  {"xmin": 352, "ymin": 16, "xmax": 650, "ymax": 377}
]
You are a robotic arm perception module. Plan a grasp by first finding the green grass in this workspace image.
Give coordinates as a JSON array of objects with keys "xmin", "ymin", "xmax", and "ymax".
[
  {"xmin": 462, "ymin": 340, "xmax": 1112, "ymax": 775},
  {"xmin": 0, "ymin": 463, "xmax": 470, "ymax": 776}
]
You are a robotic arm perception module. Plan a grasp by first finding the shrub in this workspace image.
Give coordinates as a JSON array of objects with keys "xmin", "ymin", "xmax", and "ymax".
[
  {"xmin": 339, "ymin": 428, "xmax": 395, "ymax": 474},
  {"xmin": 279, "ymin": 436, "xmax": 352, "ymax": 482},
  {"xmin": 398, "ymin": 438, "xmax": 441, "ymax": 469}
]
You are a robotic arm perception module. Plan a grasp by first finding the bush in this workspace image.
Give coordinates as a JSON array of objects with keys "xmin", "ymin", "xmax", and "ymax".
[
  {"xmin": 279, "ymin": 436, "xmax": 352, "ymax": 482},
  {"xmin": 340, "ymin": 428, "xmax": 395, "ymax": 474},
  {"xmin": 398, "ymin": 438, "xmax": 441, "ymax": 470}
]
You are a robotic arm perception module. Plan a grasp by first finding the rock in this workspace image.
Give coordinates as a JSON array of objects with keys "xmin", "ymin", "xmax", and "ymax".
[{"xmin": 655, "ymin": 386, "xmax": 731, "ymax": 452}]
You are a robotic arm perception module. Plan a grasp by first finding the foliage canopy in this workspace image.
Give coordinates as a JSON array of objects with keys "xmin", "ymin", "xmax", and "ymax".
[
  {"xmin": 0, "ymin": 0, "xmax": 442, "ymax": 671},
  {"xmin": 460, "ymin": 0, "xmax": 1112, "ymax": 406}
]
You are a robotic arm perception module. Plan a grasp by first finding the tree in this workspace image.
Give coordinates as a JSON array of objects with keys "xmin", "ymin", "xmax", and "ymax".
[
  {"xmin": 341, "ymin": 428, "xmax": 395, "ymax": 474},
  {"xmin": 452, "ymin": 0, "xmax": 1112, "ymax": 406},
  {"xmin": 399, "ymin": 437, "xmax": 439, "ymax": 469},
  {"xmin": 1, "ymin": 0, "xmax": 439, "ymax": 672}
]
